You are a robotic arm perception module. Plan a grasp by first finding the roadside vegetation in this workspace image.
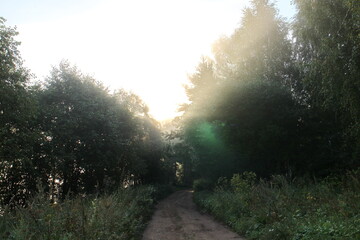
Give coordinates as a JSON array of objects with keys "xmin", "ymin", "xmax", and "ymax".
[
  {"xmin": 176, "ymin": 1, "xmax": 360, "ymax": 238},
  {"xmin": 0, "ymin": 15, "xmax": 174, "ymax": 240},
  {"xmin": 1, "ymin": 0, "xmax": 359, "ymax": 239},
  {"xmin": 194, "ymin": 171, "xmax": 360, "ymax": 240},
  {"xmin": 0, "ymin": 185, "xmax": 173, "ymax": 240}
]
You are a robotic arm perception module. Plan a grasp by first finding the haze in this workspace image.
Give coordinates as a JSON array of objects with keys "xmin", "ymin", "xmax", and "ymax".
[{"xmin": 1, "ymin": 0, "xmax": 295, "ymax": 121}]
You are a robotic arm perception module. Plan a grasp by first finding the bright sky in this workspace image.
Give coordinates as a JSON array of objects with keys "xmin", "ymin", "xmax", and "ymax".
[{"xmin": 1, "ymin": 0, "xmax": 296, "ymax": 121}]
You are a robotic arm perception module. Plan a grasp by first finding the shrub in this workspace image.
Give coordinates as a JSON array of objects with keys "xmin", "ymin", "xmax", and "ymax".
[
  {"xmin": 0, "ymin": 185, "xmax": 173, "ymax": 240},
  {"xmin": 193, "ymin": 178, "xmax": 213, "ymax": 192},
  {"xmin": 194, "ymin": 170, "xmax": 360, "ymax": 240},
  {"xmin": 230, "ymin": 172, "xmax": 257, "ymax": 193}
]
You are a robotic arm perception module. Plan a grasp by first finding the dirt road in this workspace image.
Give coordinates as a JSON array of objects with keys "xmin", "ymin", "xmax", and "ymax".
[{"xmin": 142, "ymin": 190, "xmax": 244, "ymax": 240}]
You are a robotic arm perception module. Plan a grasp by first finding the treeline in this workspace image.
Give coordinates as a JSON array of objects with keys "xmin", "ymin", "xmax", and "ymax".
[
  {"xmin": 0, "ymin": 17, "xmax": 172, "ymax": 207},
  {"xmin": 175, "ymin": 0, "xmax": 360, "ymax": 184},
  {"xmin": 1, "ymin": 0, "xmax": 359, "ymax": 208}
]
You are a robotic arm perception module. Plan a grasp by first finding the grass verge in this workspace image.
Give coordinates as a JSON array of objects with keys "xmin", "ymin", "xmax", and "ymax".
[
  {"xmin": 193, "ymin": 171, "xmax": 360, "ymax": 240},
  {"xmin": 0, "ymin": 184, "xmax": 173, "ymax": 240}
]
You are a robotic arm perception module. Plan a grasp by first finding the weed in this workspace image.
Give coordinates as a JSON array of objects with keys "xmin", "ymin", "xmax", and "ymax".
[
  {"xmin": 194, "ymin": 170, "xmax": 360, "ymax": 240},
  {"xmin": 0, "ymin": 185, "xmax": 173, "ymax": 240}
]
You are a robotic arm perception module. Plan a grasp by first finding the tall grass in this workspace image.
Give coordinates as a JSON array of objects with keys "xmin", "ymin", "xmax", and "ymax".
[
  {"xmin": 0, "ymin": 185, "xmax": 173, "ymax": 240},
  {"xmin": 194, "ymin": 170, "xmax": 360, "ymax": 240}
]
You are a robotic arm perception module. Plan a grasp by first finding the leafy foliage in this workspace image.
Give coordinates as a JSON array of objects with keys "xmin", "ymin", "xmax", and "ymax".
[
  {"xmin": 0, "ymin": 19, "xmax": 170, "ymax": 207},
  {"xmin": 192, "ymin": 178, "xmax": 213, "ymax": 192},
  {"xmin": 178, "ymin": 0, "xmax": 301, "ymax": 180},
  {"xmin": 293, "ymin": 0, "xmax": 360, "ymax": 169},
  {"xmin": 194, "ymin": 170, "xmax": 360, "ymax": 240},
  {"xmin": 0, "ymin": 18, "xmax": 41, "ymax": 207},
  {"xmin": 1, "ymin": 0, "xmax": 360, "ymax": 237},
  {"xmin": 0, "ymin": 185, "xmax": 173, "ymax": 240},
  {"xmin": 174, "ymin": 0, "xmax": 360, "ymax": 184},
  {"xmin": 38, "ymin": 62, "xmax": 139, "ymax": 197}
]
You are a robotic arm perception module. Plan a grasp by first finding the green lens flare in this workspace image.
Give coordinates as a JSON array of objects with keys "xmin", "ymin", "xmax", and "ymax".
[{"xmin": 197, "ymin": 122, "xmax": 226, "ymax": 151}]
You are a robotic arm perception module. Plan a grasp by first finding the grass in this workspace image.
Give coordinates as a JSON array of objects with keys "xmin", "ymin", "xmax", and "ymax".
[
  {"xmin": 0, "ymin": 184, "xmax": 173, "ymax": 240},
  {"xmin": 193, "ymin": 170, "xmax": 360, "ymax": 240}
]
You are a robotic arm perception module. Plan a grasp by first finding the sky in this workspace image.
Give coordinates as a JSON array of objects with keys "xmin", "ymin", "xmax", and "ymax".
[{"xmin": 1, "ymin": 0, "xmax": 296, "ymax": 121}]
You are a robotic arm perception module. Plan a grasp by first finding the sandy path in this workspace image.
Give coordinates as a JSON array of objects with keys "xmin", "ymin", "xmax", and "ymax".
[{"xmin": 142, "ymin": 190, "xmax": 245, "ymax": 240}]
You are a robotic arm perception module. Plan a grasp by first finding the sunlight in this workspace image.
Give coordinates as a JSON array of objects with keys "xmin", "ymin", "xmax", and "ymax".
[{"xmin": 17, "ymin": 0, "xmax": 247, "ymax": 121}]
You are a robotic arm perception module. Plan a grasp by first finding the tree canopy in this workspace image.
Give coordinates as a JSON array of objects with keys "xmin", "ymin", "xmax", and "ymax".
[
  {"xmin": 1, "ymin": 0, "xmax": 359, "ymax": 206},
  {"xmin": 0, "ymin": 19, "xmax": 170, "ymax": 206},
  {"xmin": 174, "ymin": 0, "xmax": 360, "ymax": 183}
]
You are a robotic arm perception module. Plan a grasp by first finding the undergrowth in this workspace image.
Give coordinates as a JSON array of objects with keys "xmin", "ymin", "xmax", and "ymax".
[
  {"xmin": 0, "ymin": 184, "xmax": 173, "ymax": 240},
  {"xmin": 194, "ymin": 170, "xmax": 360, "ymax": 240}
]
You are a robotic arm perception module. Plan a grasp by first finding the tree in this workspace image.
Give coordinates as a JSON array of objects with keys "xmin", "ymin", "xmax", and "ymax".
[
  {"xmin": 37, "ymin": 62, "xmax": 169, "ymax": 197},
  {"xmin": 113, "ymin": 90, "xmax": 169, "ymax": 184},
  {"xmin": 0, "ymin": 18, "xmax": 42, "ymax": 206},
  {"xmin": 293, "ymin": 0, "xmax": 360, "ymax": 170},
  {"xmin": 39, "ymin": 62, "xmax": 141, "ymax": 197},
  {"xmin": 180, "ymin": 0, "xmax": 301, "ymax": 180}
]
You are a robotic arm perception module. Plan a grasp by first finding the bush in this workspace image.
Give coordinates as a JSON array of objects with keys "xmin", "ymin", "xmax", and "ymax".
[
  {"xmin": 150, "ymin": 184, "xmax": 174, "ymax": 201},
  {"xmin": 230, "ymin": 172, "xmax": 257, "ymax": 193},
  {"xmin": 0, "ymin": 185, "xmax": 173, "ymax": 240},
  {"xmin": 194, "ymin": 171, "xmax": 360, "ymax": 240},
  {"xmin": 193, "ymin": 178, "xmax": 213, "ymax": 192}
]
